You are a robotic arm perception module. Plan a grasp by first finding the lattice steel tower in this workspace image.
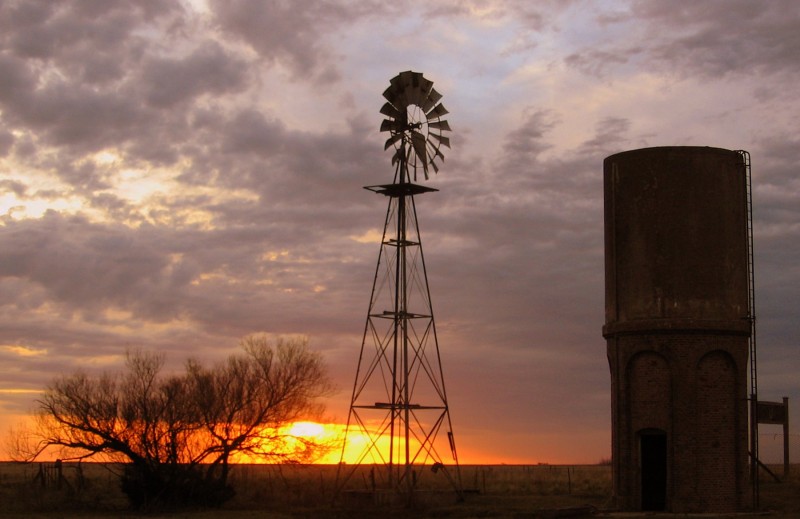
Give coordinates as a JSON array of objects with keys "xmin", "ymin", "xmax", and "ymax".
[{"xmin": 338, "ymin": 71, "xmax": 461, "ymax": 496}]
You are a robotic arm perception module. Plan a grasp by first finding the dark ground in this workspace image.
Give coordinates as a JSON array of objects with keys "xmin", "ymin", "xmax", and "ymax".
[{"xmin": 0, "ymin": 463, "xmax": 797, "ymax": 518}]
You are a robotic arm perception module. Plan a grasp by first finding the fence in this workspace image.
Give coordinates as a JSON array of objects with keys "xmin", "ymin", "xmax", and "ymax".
[{"xmin": 32, "ymin": 460, "xmax": 85, "ymax": 491}]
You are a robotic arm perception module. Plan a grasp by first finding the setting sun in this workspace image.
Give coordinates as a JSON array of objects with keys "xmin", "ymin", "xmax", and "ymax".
[
  {"xmin": 284, "ymin": 422, "xmax": 367, "ymax": 465},
  {"xmin": 239, "ymin": 421, "xmax": 404, "ymax": 466},
  {"xmin": 288, "ymin": 421, "xmax": 326, "ymax": 438}
]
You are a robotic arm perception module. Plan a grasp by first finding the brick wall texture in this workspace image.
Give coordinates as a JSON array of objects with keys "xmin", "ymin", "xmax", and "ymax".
[{"xmin": 607, "ymin": 330, "xmax": 750, "ymax": 512}]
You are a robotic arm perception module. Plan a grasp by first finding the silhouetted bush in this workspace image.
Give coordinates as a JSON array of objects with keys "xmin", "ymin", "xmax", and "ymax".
[{"xmin": 16, "ymin": 335, "xmax": 333, "ymax": 510}]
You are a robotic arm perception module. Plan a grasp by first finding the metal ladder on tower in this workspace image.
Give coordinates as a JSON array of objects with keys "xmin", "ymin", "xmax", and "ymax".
[{"xmin": 738, "ymin": 149, "xmax": 758, "ymax": 508}]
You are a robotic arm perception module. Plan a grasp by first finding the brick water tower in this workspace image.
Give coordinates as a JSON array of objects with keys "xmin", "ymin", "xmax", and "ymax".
[{"xmin": 603, "ymin": 147, "xmax": 754, "ymax": 512}]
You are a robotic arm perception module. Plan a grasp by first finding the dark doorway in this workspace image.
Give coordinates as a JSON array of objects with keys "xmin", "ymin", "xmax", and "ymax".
[{"xmin": 640, "ymin": 430, "xmax": 667, "ymax": 511}]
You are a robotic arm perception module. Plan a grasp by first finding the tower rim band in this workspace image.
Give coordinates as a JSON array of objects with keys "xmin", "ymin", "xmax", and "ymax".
[{"xmin": 603, "ymin": 318, "xmax": 751, "ymax": 338}]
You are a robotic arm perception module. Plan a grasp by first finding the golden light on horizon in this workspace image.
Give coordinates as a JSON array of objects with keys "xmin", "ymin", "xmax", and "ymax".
[
  {"xmin": 295, "ymin": 421, "xmax": 453, "ymax": 467},
  {"xmin": 231, "ymin": 421, "xmax": 406, "ymax": 465},
  {"xmin": 286, "ymin": 421, "xmax": 384, "ymax": 465},
  {"xmin": 287, "ymin": 421, "xmax": 326, "ymax": 438}
]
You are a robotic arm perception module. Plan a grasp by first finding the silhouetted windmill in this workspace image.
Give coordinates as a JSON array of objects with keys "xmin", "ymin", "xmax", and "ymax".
[{"xmin": 337, "ymin": 71, "xmax": 461, "ymax": 499}]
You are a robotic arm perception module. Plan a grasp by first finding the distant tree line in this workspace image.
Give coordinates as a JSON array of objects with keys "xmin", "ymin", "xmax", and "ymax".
[{"xmin": 12, "ymin": 335, "xmax": 333, "ymax": 510}]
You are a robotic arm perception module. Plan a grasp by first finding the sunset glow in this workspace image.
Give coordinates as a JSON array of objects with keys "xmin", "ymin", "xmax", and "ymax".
[
  {"xmin": 288, "ymin": 421, "xmax": 326, "ymax": 438},
  {"xmin": 281, "ymin": 422, "xmax": 390, "ymax": 465},
  {"xmin": 233, "ymin": 421, "xmax": 454, "ymax": 466},
  {"xmin": 230, "ymin": 422, "xmax": 365, "ymax": 465}
]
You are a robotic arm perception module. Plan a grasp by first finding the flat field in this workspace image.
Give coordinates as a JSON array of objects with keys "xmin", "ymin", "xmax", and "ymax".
[{"xmin": 0, "ymin": 462, "xmax": 797, "ymax": 518}]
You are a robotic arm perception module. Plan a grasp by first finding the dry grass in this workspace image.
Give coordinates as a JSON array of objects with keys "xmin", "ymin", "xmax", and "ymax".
[
  {"xmin": 758, "ymin": 465, "xmax": 800, "ymax": 515},
  {"xmin": 0, "ymin": 461, "xmax": 797, "ymax": 518}
]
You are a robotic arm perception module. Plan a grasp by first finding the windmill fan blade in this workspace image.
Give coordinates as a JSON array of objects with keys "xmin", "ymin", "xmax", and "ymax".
[
  {"xmin": 427, "ymin": 87, "xmax": 443, "ymax": 105},
  {"xmin": 409, "ymin": 71, "xmax": 423, "ymax": 88},
  {"xmin": 384, "ymin": 133, "xmax": 403, "ymax": 150},
  {"xmin": 380, "ymin": 119, "xmax": 405, "ymax": 133},
  {"xmin": 421, "ymin": 87, "xmax": 443, "ymax": 113},
  {"xmin": 428, "ymin": 119, "xmax": 451, "ymax": 132},
  {"xmin": 415, "ymin": 151, "xmax": 430, "ymax": 180},
  {"xmin": 428, "ymin": 140, "xmax": 445, "ymax": 161},
  {"xmin": 410, "ymin": 130, "xmax": 428, "ymax": 164},
  {"xmin": 380, "ymin": 102, "xmax": 403, "ymax": 119},
  {"xmin": 400, "ymin": 71, "xmax": 420, "ymax": 91},
  {"xmin": 418, "ymin": 77, "xmax": 433, "ymax": 97},
  {"xmin": 405, "ymin": 88, "xmax": 424, "ymax": 107},
  {"xmin": 403, "ymin": 71, "xmax": 425, "ymax": 106},
  {"xmin": 397, "ymin": 70, "xmax": 416, "ymax": 85},
  {"xmin": 430, "ymin": 133, "xmax": 450, "ymax": 148},
  {"xmin": 392, "ymin": 71, "xmax": 418, "ymax": 107},
  {"xmin": 411, "ymin": 130, "xmax": 427, "ymax": 153},
  {"xmin": 389, "ymin": 72, "xmax": 408, "ymax": 92},
  {"xmin": 383, "ymin": 85, "xmax": 403, "ymax": 108},
  {"xmin": 427, "ymin": 103, "xmax": 449, "ymax": 119}
]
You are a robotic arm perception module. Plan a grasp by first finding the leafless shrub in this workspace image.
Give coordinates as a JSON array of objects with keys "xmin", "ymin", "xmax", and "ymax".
[{"xmin": 12, "ymin": 335, "xmax": 332, "ymax": 510}]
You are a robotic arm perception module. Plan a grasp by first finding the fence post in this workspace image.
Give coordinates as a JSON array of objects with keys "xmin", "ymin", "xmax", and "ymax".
[
  {"xmin": 567, "ymin": 466, "xmax": 572, "ymax": 495},
  {"xmin": 783, "ymin": 397, "xmax": 790, "ymax": 478}
]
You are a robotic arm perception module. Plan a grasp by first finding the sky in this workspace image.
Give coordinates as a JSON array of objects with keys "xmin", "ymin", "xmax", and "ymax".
[{"xmin": 0, "ymin": 0, "xmax": 798, "ymax": 465}]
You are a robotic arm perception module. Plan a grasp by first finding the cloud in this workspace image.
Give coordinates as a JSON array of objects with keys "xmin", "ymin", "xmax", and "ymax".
[
  {"xmin": 632, "ymin": 0, "xmax": 799, "ymax": 72},
  {"xmin": 0, "ymin": 1, "xmax": 184, "ymax": 87},
  {"xmin": 209, "ymin": 0, "xmax": 379, "ymax": 82},
  {"xmin": 138, "ymin": 41, "xmax": 251, "ymax": 109},
  {"xmin": 0, "ymin": 212, "xmax": 176, "ymax": 318},
  {"xmin": 562, "ymin": 0, "xmax": 800, "ymax": 81}
]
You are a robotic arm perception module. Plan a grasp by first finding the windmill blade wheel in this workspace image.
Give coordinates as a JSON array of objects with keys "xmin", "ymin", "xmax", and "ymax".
[{"xmin": 379, "ymin": 71, "xmax": 452, "ymax": 181}]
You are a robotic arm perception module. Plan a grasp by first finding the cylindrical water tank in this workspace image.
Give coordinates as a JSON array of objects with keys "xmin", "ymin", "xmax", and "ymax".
[
  {"xmin": 603, "ymin": 146, "xmax": 750, "ymax": 334},
  {"xmin": 603, "ymin": 146, "xmax": 752, "ymax": 512}
]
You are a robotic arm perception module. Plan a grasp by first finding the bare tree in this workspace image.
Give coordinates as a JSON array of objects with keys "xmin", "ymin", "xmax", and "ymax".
[
  {"xmin": 185, "ymin": 335, "xmax": 334, "ymax": 486},
  {"xmin": 20, "ymin": 335, "xmax": 333, "ymax": 509}
]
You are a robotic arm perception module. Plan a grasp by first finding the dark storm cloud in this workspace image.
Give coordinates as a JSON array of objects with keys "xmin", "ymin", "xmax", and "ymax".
[
  {"xmin": 209, "ymin": 0, "xmax": 381, "ymax": 82},
  {"xmin": 630, "ymin": 0, "xmax": 800, "ymax": 78},
  {"xmin": 563, "ymin": 48, "xmax": 641, "ymax": 78},
  {"xmin": 0, "ymin": 206, "xmax": 372, "ymax": 359},
  {"xmin": 579, "ymin": 117, "xmax": 631, "ymax": 155},
  {"xmin": 0, "ymin": 1, "xmax": 179, "ymax": 64},
  {"xmin": 219, "ymin": 110, "xmax": 287, "ymax": 158},
  {"xmin": 0, "ymin": 0, "xmax": 253, "ymax": 180},
  {"xmin": 420, "ymin": 108, "xmax": 606, "ymax": 357},
  {"xmin": 0, "ymin": 53, "xmax": 37, "ymax": 108},
  {"xmin": 0, "ymin": 129, "xmax": 14, "ymax": 157},
  {"xmin": 171, "ymin": 105, "xmax": 383, "ymax": 223},
  {"xmin": 501, "ymin": 108, "xmax": 559, "ymax": 164},
  {"xmin": 749, "ymin": 136, "xmax": 800, "ymax": 374},
  {"xmin": 138, "ymin": 42, "xmax": 251, "ymax": 109},
  {"xmin": 0, "ymin": 212, "xmax": 176, "ymax": 319},
  {"xmin": 0, "ymin": 180, "xmax": 26, "ymax": 197},
  {"xmin": 565, "ymin": 0, "xmax": 800, "ymax": 81},
  {"xmin": 420, "ymin": 0, "xmax": 563, "ymax": 28}
]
